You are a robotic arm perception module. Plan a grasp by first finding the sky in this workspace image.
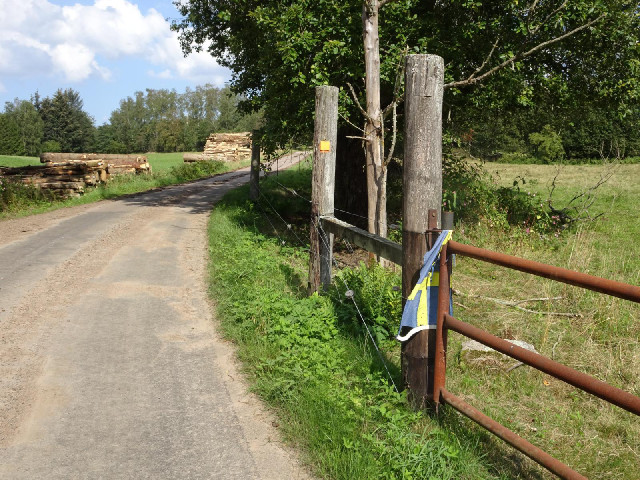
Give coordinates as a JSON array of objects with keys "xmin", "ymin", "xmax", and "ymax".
[{"xmin": 0, "ymin": 0, "xmax": 232, "ymax": 124}]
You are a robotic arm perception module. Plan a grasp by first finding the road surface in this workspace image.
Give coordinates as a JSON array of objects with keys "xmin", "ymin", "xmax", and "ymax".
[{"xmin": 0, "ymin": 154, "xmax": 310, "ymax": 479}]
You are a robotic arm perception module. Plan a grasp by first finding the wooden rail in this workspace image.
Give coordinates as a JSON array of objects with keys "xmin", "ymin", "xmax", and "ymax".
[{"xmin": 320, "ymin": 216, "xmax": 402, "ymax": 265}]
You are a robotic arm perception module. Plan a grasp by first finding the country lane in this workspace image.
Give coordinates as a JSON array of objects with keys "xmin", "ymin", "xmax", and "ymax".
[{"xmin": 0, "ymin": 153, "xmax": 310, "ymax": 479}]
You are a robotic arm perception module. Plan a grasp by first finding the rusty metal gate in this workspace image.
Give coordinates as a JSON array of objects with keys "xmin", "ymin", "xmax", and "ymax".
[{"xmin": 433, "ymin": 238, "xmax": 640, "ymax": 480}]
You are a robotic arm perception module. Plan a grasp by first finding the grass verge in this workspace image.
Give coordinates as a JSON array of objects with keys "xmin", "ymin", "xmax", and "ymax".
[
  {"xmin": 206, "ymin": 166, "xmax": 560, "ymax": 480},
  {"xmin": 208, "ymin": 161, "xmax": 639, "ymax": 479}
]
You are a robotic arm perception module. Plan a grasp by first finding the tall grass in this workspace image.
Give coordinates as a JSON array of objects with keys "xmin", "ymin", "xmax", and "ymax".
[{"xmin": 447, "ymin": 162, "xmax": 640, "ymax": 479}]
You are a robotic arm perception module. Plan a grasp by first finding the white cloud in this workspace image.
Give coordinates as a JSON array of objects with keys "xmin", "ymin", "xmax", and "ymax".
[
  {"xmin": 0, "ymin": 0, "xmax": 226, "ymax": 84},
  {"xmin": 148, "ymin": 69, "xmax": 173, "ymax": 79}
]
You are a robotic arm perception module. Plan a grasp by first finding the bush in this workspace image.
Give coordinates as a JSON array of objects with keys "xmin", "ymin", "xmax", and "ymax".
[
  {"xmin": 0, "ymin": 177, "xmax": 55, "ymax": 212},
  {"xmin": 41, "ymin": 140, "xmax": 62, "ymax": 153},
  {"xmin": 528, "ymin": 125, "xmax": 565, "ymax": 163}
]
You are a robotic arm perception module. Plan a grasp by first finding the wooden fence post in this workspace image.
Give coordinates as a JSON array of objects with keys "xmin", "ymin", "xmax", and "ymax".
[
  {"xmin": 309, "ymin": 86, "xmax": 339, "ymax": 294},
  {"xmin": 249, "ymin": 130, "xmax": 260, "ymax": 202},
  {"xmin": 401, "ymin": 54, "xmax": 445, "ymax": 408}
]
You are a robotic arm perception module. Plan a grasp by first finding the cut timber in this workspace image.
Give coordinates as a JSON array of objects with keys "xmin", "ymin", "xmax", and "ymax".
[
  {"xmin": 188, "ymin": 132, "xmax": 252, "ymax": 163},
  {"xmin": 183, "ymin": 153, "xmax": 208, "ymax": 162},
  {"xmin": 0, "ymin": 152, "xmax": 150, "ymax": 199},
  {"xmin": 40, "ymin": 153, "xmax": 147, "ymax": 164}
]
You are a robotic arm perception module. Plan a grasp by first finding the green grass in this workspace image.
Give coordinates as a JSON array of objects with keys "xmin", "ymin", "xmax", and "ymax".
[
  {"xmin": 447, "ymin": 162, "xmax": 640, "ymax": 479},
  {"xmin": 206, "ymin": 165, "xmax": 554, "ymax": 480},
  {"xmin": 146, "ymin": 152, "xmax": 196, "ymax": 171},
  {"xmin": 0, "ymin": 155, "xmax": 41, "ymax": 167},
  {"xmin": 207, "ymin": 160, "xmax": 639, "ymax": 479}
]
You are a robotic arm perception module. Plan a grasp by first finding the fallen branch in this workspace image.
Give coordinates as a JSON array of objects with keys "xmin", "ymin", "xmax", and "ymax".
[{"xmin": 452, "ymin": 289, "xmax": 582, "ymax": 318}]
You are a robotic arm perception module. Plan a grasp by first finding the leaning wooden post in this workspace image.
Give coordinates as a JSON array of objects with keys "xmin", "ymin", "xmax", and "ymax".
[
  {"xmin": 249, "ymin": 130, "xmax": 260, "ymax": 202},
  {"xmin": 401, "ymin": 54, "xmax": 444, "ymax": 408},
  {"xmin": 308, "ymin": 86, "xmax": 338, "ymax": 294}
]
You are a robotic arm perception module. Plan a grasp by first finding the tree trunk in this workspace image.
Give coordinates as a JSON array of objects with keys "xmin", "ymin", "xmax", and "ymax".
[{"xmin": 362, "ymin": 0, "xmax": 387, "ymax": 240}]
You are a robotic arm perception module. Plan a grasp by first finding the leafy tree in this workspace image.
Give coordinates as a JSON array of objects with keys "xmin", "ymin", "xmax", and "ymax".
[
  {"xmin": 4, "ymin": 99, "xmax": 43, "ymax": 156},
  {"xmin": 0, "ymin": 114, "xmax": 23, "ymax": 155},
  {"xmin": 173, "ymin": 0, "xmax": 640, "ymax": 233},
  {"xmin": 529, "ymin": 125, "xmax": 565, "ymax": 163},
  {"xmin": 39, "ymin": 89, "xmax": 95, "ymax": 153},
  {"xmin": 107, "ymin": 85, "xmax": 260, "ymax": 153}
]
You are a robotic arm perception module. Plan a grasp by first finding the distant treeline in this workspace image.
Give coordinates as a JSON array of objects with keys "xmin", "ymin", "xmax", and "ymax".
[{"xmin": 0, "ymin": 85, "xmax": 262, "ymax": 156}]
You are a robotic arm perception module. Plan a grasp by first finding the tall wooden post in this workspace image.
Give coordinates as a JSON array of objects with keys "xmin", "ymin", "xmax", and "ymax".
[
  {"xmin": 308, "ymin": 86, "xmax": 338, "ymax": 294},
  {"xmin": 401, "ymin": 54, "xmax": 444, "ymax": 408},
  {"xmin": 249, "ymin": 130, "xmax": 260, "ymax": 202}
]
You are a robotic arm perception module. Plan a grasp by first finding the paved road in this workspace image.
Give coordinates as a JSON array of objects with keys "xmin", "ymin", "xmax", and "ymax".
[{"xmin": 0, "ymin": 154, "xmax": 310, "ymax": 479}]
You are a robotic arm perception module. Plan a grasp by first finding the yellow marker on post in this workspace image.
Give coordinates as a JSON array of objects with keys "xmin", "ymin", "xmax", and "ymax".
[{"xmin": 319, "ymin": 140, "xmax": 330, "ymax": 153}]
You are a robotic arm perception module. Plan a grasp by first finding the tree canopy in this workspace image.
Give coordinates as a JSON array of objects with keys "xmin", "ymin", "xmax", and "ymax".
[{"xmin": 172, "ymin": 0, "xmax": 640, "ymax": 156}]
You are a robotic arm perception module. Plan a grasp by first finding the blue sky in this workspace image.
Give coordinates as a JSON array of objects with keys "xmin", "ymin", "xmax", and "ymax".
[{"xmin": 0, "ymin": 0, "xmax": 232, "ymax": 124}]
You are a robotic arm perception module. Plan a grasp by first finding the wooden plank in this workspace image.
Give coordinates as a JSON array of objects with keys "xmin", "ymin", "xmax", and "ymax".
[{"xmin": 320, "ymin": 216, "xmax": 402, "ymax": 265}]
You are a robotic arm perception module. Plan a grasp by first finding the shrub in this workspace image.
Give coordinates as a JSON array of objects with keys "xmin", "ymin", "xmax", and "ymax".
[
  {"xmin": 41, "ymin": 140, "xmax": 62, "ymax": 153},
  {"xmin": 528, "ymin": 125, "xmax": 565, "ymax": 163}
]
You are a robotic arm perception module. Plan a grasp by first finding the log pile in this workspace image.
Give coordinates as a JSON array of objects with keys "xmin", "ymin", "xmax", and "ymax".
[
  {"xmin": 40, "ymin": 153, "xmax": 151, "ymax": 176},
  {"xmin": 184, "ymin": 132, "xmax": 251, "ymax": 163},
  {"xmin": 0, "ymin": 153, "xmax": 151, "ymax": 199}
]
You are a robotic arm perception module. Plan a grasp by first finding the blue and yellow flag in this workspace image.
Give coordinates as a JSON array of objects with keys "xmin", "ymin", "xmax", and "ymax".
[{"xmin": 397, "ymin": 230, "xmax": 452, "ymax": 342}]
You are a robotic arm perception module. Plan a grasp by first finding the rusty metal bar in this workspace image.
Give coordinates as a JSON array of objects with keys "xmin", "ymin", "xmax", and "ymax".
[
  {"xmin": 444, "ymin": 314, "xmax": 640, "ymax": 416},
  {"xmin": 433, "ymin": 242, "xmax": 449, "ymax": 408},
  {"xmin": 440, "ymin": 389, "xmax": 588, "ymax": 480},
  {"xmin": 448, "ymin": 240, "xmax": 640, "ymax": 303}
]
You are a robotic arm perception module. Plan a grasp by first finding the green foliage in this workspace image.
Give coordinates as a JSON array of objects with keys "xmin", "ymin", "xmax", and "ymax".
[
  {"xmin": 41, "ymin": 140, "xmax": 61, "ymax": 153},
  {"xmin": 4, "ymin": 99, "xmax": 43, "ymax": 156},
  {"xmin": 166, "ymin": 160, "xmax": 227, "ymax": 182},
  {"xmin": 106, "ymin": 85, "xmax": 263, "ymax": 153},
  {"xmin": 173, "ymin": 0, "xmax": 639, "ymax": 158},
  {"xmin": 442, "ymin": 155, "xmax": 562, "ymax": 234},
  {"xmin": 0, "ymin": 114, "xmax": 23, "ymax": 155},
  {"xmin": 528, "ymin": 125, "xmax": 565, "ymax": 163},
  {"xmin": 39, "ymin": 88, "xmax": 95, "ymax": 153},
  {"xmin": 330, "ymin": 263, "xmax": 402, "ymax": 344},
  {"xmin": 207, "ymin": 179, "xmax": 502, "ymax": 479},
  {"xmin": 0, "ymin": 177, "xmax": 55, "ymax": 212}
]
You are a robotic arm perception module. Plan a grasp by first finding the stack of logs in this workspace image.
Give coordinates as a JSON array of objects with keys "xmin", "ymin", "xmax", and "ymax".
[
  {"xmin": 0, "ymin": 153, "xmax": 151, "ymax": 198},
  {"xmin": 183, "ymin": 132, "xmax": 251, "ymax": 163}
]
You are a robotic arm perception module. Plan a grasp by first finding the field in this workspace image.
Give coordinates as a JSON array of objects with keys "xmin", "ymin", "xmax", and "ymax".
[
  {"xmin": 448, "ymin": 162, "xmax": 640, "ymax": 478},
  {"xmin": 0, "ymin": 155, "xmax": 41, "ymax": 167},
  {"xmin": 207, "ymin": 160, "xmax": 639, "ymax": 479}
]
